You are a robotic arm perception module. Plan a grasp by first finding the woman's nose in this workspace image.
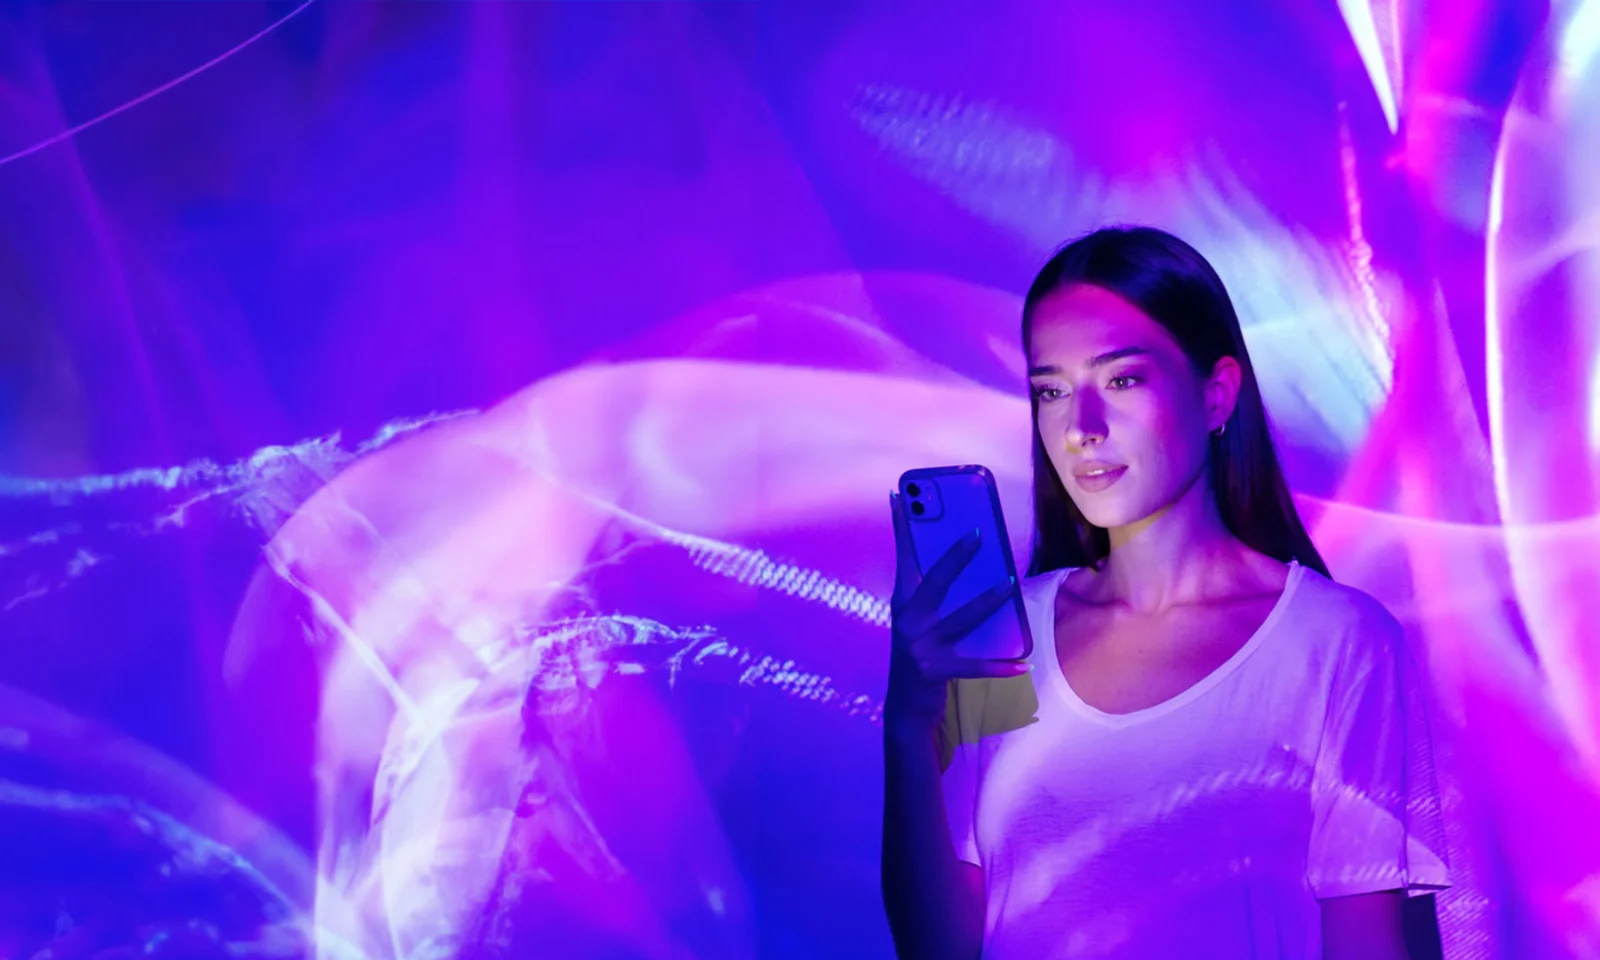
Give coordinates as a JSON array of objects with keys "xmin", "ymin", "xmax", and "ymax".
[{"xmin": 1063, "ymin": 394, "xmax": 1107, "ymax": 448}]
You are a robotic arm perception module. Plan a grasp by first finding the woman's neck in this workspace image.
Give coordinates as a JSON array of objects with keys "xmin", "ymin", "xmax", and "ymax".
[{"xmin": 1093, "ymin": 470, "xmax": 1245, "ymax": 614}]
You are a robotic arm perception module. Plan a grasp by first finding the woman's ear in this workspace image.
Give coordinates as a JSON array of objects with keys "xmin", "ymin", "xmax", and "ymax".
[{"xmin": 1207, "ymin": 356, "xmax": 1243, "ymax": 431}]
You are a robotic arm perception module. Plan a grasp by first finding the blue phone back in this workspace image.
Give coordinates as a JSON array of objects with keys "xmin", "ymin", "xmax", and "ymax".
[{"xmin": 899, "ymin": 465, "xmax": 1033, "ymax": 661}]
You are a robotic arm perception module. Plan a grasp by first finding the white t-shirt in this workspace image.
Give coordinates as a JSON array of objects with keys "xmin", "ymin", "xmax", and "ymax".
[{"xmin": 939, "ymin": 560, "xmax": 1449, "ymax": 959}]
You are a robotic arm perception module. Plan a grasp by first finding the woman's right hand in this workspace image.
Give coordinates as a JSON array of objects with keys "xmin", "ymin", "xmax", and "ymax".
[{"xmin": 884, "ymin": 492, "xmax": 1031, "ymax": 736}]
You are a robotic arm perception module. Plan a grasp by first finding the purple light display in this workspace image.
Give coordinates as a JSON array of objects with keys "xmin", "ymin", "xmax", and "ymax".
[{"xmin": 2, "ymin": 1, "xmax": 1598, "ymax": 957}]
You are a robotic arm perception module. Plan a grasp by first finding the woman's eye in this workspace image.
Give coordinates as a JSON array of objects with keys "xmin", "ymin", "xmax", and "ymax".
[
  {"xmin": 1107, "ymin": 375, "xmax": 1139, "ymax": 390},
  {"xmin": 1032, "ymin": 386, "xmax": 1063, "ymax": 402}
]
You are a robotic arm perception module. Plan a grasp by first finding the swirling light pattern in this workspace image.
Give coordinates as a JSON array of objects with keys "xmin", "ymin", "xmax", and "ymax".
[{"xmin": 1, "ymin": 1, "xmax": 1596, "ymax": 957}]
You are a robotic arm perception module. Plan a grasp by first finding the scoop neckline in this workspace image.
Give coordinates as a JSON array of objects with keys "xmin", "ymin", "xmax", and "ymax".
[{"xmin": 1038, "ymin": 559, "xmax": 1304, "ymax": 727}]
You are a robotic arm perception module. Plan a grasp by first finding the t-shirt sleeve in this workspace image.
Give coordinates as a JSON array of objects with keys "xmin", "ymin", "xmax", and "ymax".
[
  {"xmin": 937, "ymin": 679, "xmax": 982, "ymax": 866},
  {"xmin": 1307, "ymin": 602, "xmax": 1451, "ymax": 899}
]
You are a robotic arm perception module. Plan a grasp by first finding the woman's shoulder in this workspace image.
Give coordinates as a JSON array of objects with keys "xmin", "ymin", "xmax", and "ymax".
[{"xmin": 1286, "ymin": 564, "xmax": 1408, "ymax": 656}]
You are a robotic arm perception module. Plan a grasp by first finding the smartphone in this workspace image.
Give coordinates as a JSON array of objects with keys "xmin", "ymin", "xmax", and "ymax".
[{"xmin": 898, "ymin": 464, "xmax": 1033, "ymax": 661}]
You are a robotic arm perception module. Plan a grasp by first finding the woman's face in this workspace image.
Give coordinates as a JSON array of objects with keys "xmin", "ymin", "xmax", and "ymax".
[{"xmin": 1027, "ymin": 284, "xmax": 1236, "ymax": 531}]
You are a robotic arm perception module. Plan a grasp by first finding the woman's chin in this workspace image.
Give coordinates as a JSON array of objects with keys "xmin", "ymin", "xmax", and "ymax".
[{"xmin": 1080, "ymin": 497, "xmax": 1169, "ymax": 534}]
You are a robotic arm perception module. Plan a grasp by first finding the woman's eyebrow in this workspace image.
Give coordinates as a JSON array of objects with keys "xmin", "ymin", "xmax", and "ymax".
[{"xmin": 1028, "ymin": 346, "xmax": 1151, "ymax": 377}]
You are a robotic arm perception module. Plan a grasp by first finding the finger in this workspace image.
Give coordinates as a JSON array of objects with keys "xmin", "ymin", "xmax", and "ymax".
[
  {"xmin": 925, "ymin": 655, "xmax": 1031, "ymax": 681},
  {"xmin": 890, "ymin": 492, "xmax": 920, "ymax": 595},
  {"xmin": 930, "ymin": 577, "xmax": 1017, "ymax": 644},
  {"xmin": 914, "ymin": 528, "xmax": 982, "ymax": 610}
]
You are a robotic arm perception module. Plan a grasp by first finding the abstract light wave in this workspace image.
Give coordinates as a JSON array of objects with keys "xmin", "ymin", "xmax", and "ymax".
[{"xmin": 2, "ymin": 2, "xmax": 1598, "ymax": 958}]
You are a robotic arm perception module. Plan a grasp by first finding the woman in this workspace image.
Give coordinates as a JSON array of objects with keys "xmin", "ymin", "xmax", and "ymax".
[{"xmin": 880, "ymin": 227, "xmax": 1447, "ymax": 959}]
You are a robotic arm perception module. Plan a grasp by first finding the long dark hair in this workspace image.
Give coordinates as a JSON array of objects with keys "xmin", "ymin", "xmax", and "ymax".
[{"xmin": 1022, "ymin": 226, "xmax": 1330, "ymax": 580}]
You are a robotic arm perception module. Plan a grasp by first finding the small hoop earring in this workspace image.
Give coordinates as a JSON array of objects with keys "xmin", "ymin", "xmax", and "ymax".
[{"xmin": 1213, "ymin": 422, "xmax": 1227, "ymax": 438}]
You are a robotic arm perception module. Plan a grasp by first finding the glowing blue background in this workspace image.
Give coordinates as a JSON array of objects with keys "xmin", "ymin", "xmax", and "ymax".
[{"xmin": 3, "ymin": 1, "xmax": 1599, "ymax": 957}]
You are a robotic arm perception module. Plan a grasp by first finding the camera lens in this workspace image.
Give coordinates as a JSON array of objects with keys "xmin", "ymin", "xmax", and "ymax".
[
  {"xmin": 910, "ymin": 501, "xmax": 925, "ymax": 516},
  {"xmin": 906, "ymin": 483, "xmax": 921, "ymax": 497}
]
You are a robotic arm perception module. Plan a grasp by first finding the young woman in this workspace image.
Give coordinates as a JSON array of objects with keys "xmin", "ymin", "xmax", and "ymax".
[{"xmin": 880, "ymin": 227, "xmax": 1447, "ymax": 959}]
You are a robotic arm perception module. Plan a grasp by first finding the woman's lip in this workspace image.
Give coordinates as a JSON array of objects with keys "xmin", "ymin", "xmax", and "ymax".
[
  {"xmin": 1072, "ymin": 465, "xmax": 1127, "ymax": 492},
  {"xmin": 1072, "ymin": 464, "xmax": 1126, "ymax": 478}
]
